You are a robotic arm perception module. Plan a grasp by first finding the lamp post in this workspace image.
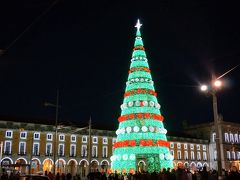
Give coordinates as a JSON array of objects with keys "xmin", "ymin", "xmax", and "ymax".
[
  {"xmin": 0, "ymin": 141, "xmax": 3, "ymax": 173},
  {"xmin": 88, "ymin": 118, "xmax": 92, "ymax": 174},
  {"xmin": 45, "ymin": 90, "xmax": 60, "ymax": 176},
  {"xmin": 200, "ymin": 79, "xmax": 223, "ymax": 179}
]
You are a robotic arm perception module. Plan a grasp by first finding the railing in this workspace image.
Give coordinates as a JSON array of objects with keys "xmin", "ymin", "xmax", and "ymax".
[
  {"xmin": 18, "ymin": 152, "xmax": 26, "ymax": 156},
  {"xmin": 45, "ymin": 153, "xmax": 53, "ymax": 156},
  {"xmin": 58, "ymin": 153, "xmax": 65, "ymax": 157},
  {"xmin": 4, "ymin": 151, "xmax": 12, "ymax": 155},
  {"xmin": 32, "ymin": 152, "xmax": 40, "ymax": 156}
]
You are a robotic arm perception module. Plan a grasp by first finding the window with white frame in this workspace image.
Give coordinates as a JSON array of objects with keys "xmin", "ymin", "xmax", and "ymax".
[
  {"xmin": 4, "ymin": 141, "xmax": 12, "ymax": 154},
  {"xmin": 224, "ymin": 133, "xmax": 229, "ymax": 142},
  {"xmin": 47, "ymin": 133, "xmax": 53, "ymax": 141},
  {"xmin": 214, "ymin": 150, "xmax": 217, "ymax": 160},
  {"xmin": 170, "ymin": 150, "xmax": 174, "ymax": 157},
  {"xmin": 232, "ymin": 151, "xmax": 236, "ymax": 160},
  {"xmin": 190, "ymin": 144, "xmax": 194, "ymax": 150},
  {"xmin": 202, "ymin": 145, "xmax": 206, "ymax": 151},
  {"xmin": 102, "ymin": 146, "xmax": 108, "ymax": 157},
  {"xmin": 234, "ymin": 134, "xmax": 238, "ymax": 143},
  {"xmin": 70, "ymin": 144, "xmax": 76, "ymax": 156},
  {"xmin": 237, "ymin": 152, "xmax": 240, "ymax": 160},
  {"xmin": 103, "ymin": 137, "xmax": 108, "ymax": 144},
  {"xmin": 92, "ymin": 137, "xmax": 98, "ymax": 144},
  {"xmin": 203, "ymin": 152, "xmax": 207, "ymax": 161},
  {"xmin": 46, "ymin": 143, "xmax": 52, "ymax": 155},
  {"xmin": 197, "ymin": 145, "xmax": 200, "ymax": 150},
  {"xmin": 33, "ymin": 142, "xmax": 39, "ymax": 155},
  {"xmin": 5, "ymin": 130, "xmax": 13, "ymax": 138},
  {"xmin": 227, "ymin": 151, "xmax": 231, "ymax": 160},
  {"xmin": 82, "ymin": 136, "xmax": 87, "ymax": 143},
  {"xmin": 230, "ymin": 133, "xmax": 234, "ymax": 143},
  {"xmin": 170, "ymin": 142, "xmax": 174, "ymax": 148},
  {"xmin": 212, "ymin": 132, "xmax": 216, "ymax": 142},
  {"xmin": 184, "ymin": 144, "xmax": 188, "ymax": 150},
  {"xmin": 81, "ymin": 145, "xmax": 87, "ymax": 157},
  {"xmin": 112, "ymin": 138, "xmax": 116, "ymax": 144},
  {"xmin": 191, "ymin": 151, "xmax": 195, "ymax": 160},
  {"xmin": 92, "ymin": 145, "xmax": 97, "ymax": 157},
  {"xmin": 34, "ymin": 132, "xmax": 40, "ymax": 140},
  {"xmin": 71, "ymin": 135, "xmax": 76, "ymax": 142},
  {"xmin": 177, "ymin": 143, "xmax": 181, "ymax": 149},
  {"xmin": 58, "ymin": 144, "xmax": 64, "ymax": 156},
  {"xmin": 19, "ymin": 142, "xmax": 26, "ymax": 155},
  {"xmin": 177, "ymin": 151, "xmax": 181, "ymax": 160},
  {"xmin": 59, "ymin": 134, "xmax": 65, "ymax": 141},
  {"xmin": 197, "ymin": 152, "xmax": 201, "ymax": 160},
  {"xmin": 184, "ymin": 151, "xmax": 188, "ymax": 160},
  {"xmin": 20, "ymin": 131, "xmax": 27, "ymax": 139}
]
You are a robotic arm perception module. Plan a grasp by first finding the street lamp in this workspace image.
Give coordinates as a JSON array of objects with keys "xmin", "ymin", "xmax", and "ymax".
[
  {"xmin": 44, "ymin": 90, "xmax": 60, "ymax": 176},
  {"xmin": 0, "ymin": 141, "xmax": 3, "ymax": 173},
  {"xmin": 200, "ymin": 79, "xmax": 223, "ymax": 179}
]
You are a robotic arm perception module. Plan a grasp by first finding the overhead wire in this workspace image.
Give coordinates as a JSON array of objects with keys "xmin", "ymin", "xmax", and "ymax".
[{"xmin": 5, "ymin": 0, "xmax": 59, "ymax": 51}]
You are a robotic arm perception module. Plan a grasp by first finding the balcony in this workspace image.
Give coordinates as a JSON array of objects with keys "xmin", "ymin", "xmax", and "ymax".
[
  {"xmin": 4, "ymin": 151, "xmax": 12, "ymax": 155},
  {"xmin": 32, "ymin": 152, "xmax": 40, "ymax": 156},
  {"xmin": 58, "ymin": 153, "xmax": 65, "ymax": 157},
  {"xmin": 69, "ymin": 153, "xmax": 76, "ymax": 157},
  {"xmin": 45, "ymin": 153, "xmax": 53, "ymax": 156},
  {"xmin": 18, "ymin": 152, "xmax": 26, "ymax": 156}
]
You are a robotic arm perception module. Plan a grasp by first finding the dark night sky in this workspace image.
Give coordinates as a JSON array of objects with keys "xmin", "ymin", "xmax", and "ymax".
[{"xmin": 0, "ymin": 0, "xmax": 240, "ymax": 131}]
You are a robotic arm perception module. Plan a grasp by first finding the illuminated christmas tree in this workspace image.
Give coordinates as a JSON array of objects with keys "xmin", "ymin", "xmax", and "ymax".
[{"xmin": 110, "ymin": 20, "xmax": 173, "ymax": 173}]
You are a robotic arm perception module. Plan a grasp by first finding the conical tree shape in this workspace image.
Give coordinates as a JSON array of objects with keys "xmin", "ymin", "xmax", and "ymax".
[{"xmin": 111, "ymin": 20, "xmax": 173, "ymax": 173}]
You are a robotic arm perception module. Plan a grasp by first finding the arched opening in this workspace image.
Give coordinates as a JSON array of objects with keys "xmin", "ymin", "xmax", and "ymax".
[
  {"xmin": 173, "ymin": 162, "xmax": 177, "ymax": 169},
  {"xmin": 67, "ymin": 160, "xmax": 77, "ymax": 176},
  {"xmin": 203, "ymin": 162, "xmax": 209, "ymax": 171},
  {"xmin": 42, "ymin": 159, "xmax": 53, "ymax": 174},
  {"xmin": 15, "ymin": 158, "xmax": 27, "ymax": 174},
  {"xmin": 177, "ymin": 161, "xmax": 183, "ymax": 168},
  {"xmin": 1, "ymin": 158, "xmax": 13, "ymax": 174},
  {"xmin": 79, "ymin": 160, "xmax": 88, "ymax": 178},
  {"xmin": 56, "ymin": 159, "xmax": 65, "ymax": 174},
  {"xmin": 184, "ymin": 162, "xmax": 189, "ymax": 169},
  {"xmin": 190, "ymin": 162, "xmax": 197, "ymax": 171},
  {"xmin": 100, "ymin": 160, "xmax": 109, "ymax": 173},
  {"xmin": 90, "ymin": 160, "xmax": 98, "ymax": 172},
  {"xmin": 197, "ymin": 162, "xmax": 202, "ymax": 170},
  {"xmin": 31, "ymin": 158, "xmax": 41, "ymax": 174},
  {"xmin": 137, "ymin": 160, "xmax": 146, "ymax": 173}
]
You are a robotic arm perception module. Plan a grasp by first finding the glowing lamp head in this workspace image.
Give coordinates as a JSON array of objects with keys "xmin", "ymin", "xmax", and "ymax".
[
  {"xmin": 213, "ymin": 80, "xmax": 222, "ymax": 88},
  {"xmin": 200, "ymin": 85, "xmax": 208, "ymax": 91}
]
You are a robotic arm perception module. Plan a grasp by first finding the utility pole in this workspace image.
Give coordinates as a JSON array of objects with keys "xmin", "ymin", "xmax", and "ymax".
[
  {"xmin": 54, "ymin": 90, "xmax": 59, "ymax": 176},
  {"xmin": 88, "ymin": 117, "xmax": 92, "ymax": 174},
  {"xmin": 45, "ymin": 89, "xmax": 60, "ymax": 176},
  {"xmin": 200, "ymin": 76, "xmax": 223, "ymax": 180},
  {"xmin": 212, "ymin": 90, "xmax": 223, "ymax": 179},
  {"xmin": 29, "ymin": 135, "xmax": 33, "ymax": 175},
  {"xmin": 0, "ymin": 141, "xmax": 3, "ymax": 174}
]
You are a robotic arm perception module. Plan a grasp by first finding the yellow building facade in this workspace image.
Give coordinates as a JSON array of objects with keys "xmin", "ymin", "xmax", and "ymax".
[{"xmin": 0, "ymin": 120, "xmax": 211, "ymax": 177}]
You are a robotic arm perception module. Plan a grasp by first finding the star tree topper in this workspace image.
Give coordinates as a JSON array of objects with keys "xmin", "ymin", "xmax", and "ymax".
[{"xmin": 135, "ymin": 19, "xmax": 142, "ymax": 30}]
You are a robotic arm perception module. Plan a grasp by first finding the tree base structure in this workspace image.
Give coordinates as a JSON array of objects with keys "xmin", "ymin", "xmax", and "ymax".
[{"xmin": 111, "ymin": 147, "xmax": 173, "ymax": 173}]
